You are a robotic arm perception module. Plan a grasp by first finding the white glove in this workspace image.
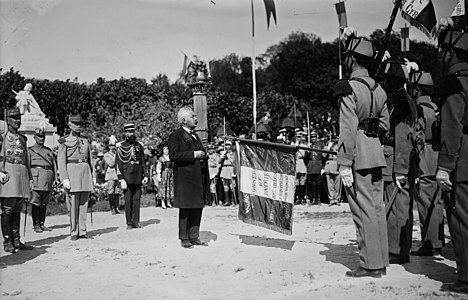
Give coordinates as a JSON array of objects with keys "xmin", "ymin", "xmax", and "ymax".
[
  {"xmin": 395, "ymin": 175, "xmax": 407, "ymax": 190},
  {"xmin": 119, "ymin": 179, "xmax": 128, "ymax": 190},
  {"xmin": 436, "ymin": 169, "xmax": 452, "ymax": 192},
  {"xmin": 93, "ymin": 177, "xmax": 96, "ymax": 185},
  {"xmin": 142, "ymin": 177, "xmax": 148, "ymax": 185},
  {"xmin": 342, "ymin": 27, "xmax": 357, "ymax": 40},
  {"xmin": 62, "ymin": 179, "xmax": 71, "ymax": 190},
  {"xmin": 339, "ymin": 165, "xmax": 354, "ymax": 187},
  {"xmin": 0, "ymin": 172, "xmax": 9, "ymax": 184}
]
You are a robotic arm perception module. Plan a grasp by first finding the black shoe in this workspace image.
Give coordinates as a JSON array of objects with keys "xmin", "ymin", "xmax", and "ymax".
[
  {"xmin": 126, "ymin": 225, "xmax": 133, "ymax": 230},
  {"xmin": 3, "ymin": 237, "xmax": 16, "ymax": 253},
  {"xmin": 441, "ymin": 280, "xmax": 468, "ymax": 294},
  {"xmin": 410, "ymin": 247, "xmax": 441, "ymax": 256},
  {"xmin": 190, "ymin": 239, "xmax": 208, "ymax": 246},
  {"xmin": 389, "ymin": 253, "xmax": 410, "ymax": 264},
  {"xmin": 18, "ymin": 242, "xmax": 34, "ymax": 250},
  {"xmin": 132, "ymin": 223, "xmax": 142, "ymax": 229},
  {"xmin": 34, "ymin": 225, "xmax": 43, "ymax": 233},
  {"xmin": 381, "ymin": 267, "xmax": 387, "ymax": 276},
  {"xmin": 79, "ymin": 235, "xmax": 93, "ymax": 240},
  {"xmin": 181, "ymin": 240, "xmax": 194, "ymax": 248},
  {"xmin": 114, "ymin": 208, "xmax": 121, "ymax": 214},
  {"xmin": 41, "ymin": 223, "xmax": 52, "ymax": 232},
  {"xmin": 345, "ymin": 267, "xmax": 383, "ymax": 278}
]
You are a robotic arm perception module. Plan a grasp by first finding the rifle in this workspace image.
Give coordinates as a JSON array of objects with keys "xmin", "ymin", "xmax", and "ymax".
[{"xmin": 369, "ymin": 0, "xmax": 402, "ymax": 79}]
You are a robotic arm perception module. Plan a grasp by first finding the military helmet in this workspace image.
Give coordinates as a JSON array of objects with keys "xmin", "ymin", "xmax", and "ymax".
[{"xmin": 5, "ymin": 107, "xmax": 21, "ymax": 118}]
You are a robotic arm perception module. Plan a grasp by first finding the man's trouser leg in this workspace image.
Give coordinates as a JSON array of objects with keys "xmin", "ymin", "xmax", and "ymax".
[
  {"xmin": 386, "ymin": 181, "xmax": 413, "ymax": 255},
  {"xmin": 1, "ymin": 198, "xmax": 15, "ymax": 252},
  {"xmin": 68, "ymin": 192, "xmax": 88, "ymax": 237},
  {"xmin": 124, "ymin": 187, "xmax": 133, "ymax": 225},
  {"xmin": 444, "ymin": 181, "xmax": 468, "ymax": 282},
  {"xmin": 130, "ymin": 184, "xmax": 141, "ymax": 225},
  {"xmin": 417, "ymin": 176, "xmax": 444, "ymax": 249},
  {"xmin": 348, "ymin": 168, "xmax": 388, "ymax": 269},
  {"xmin": 78, "ymin": 192, "xmax": 89, "ymax": 236}
]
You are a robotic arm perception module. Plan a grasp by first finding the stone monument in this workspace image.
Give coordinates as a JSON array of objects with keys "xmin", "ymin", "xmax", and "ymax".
[
  {"xmin": 186, "ymin": 57, "xmax": 212, "ymax": 143},
  {"xmin": 14, "ymin": 83, "xmax": 58, "ymax": 148}
]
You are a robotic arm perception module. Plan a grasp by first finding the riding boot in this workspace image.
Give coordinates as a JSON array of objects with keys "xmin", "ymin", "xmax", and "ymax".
[
  {"xmin": 12, "ymin": 212, "xmax": 33, "ymax": 250},
  {"xmin": 1, "ymin": 213, "xmax": 15, "ymax": 253},
  {"xmin": 32, "ymin": 205, "xmax": 42, "ymax": 233},
  {"xmin": 223, "ymin": 191, "xmax": 231, "ymax": 206},
  {"xmin": 40, "ymin": 206, "xmax": 52, "ymax": 231}
]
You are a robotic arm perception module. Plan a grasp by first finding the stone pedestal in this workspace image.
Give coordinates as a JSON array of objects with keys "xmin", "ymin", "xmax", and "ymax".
[{"xmin": 18, "ymin": 115, "xmax": 58, "ymax": 149}]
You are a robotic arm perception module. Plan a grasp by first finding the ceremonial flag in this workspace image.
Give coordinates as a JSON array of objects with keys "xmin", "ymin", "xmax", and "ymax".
[
  {"xmin": 400, "ymin": 0, "xmax": 436, "ymax": 38},
  {"xmin": 176, "ymin": 52, "xmax": 189, "ymax": 84},
  {"xmin": 334, "ymin": 1, "xmax": 347, "ymax": 29},
  {"xmin": 237, "ymin": 139, "xmax": 296, "ymax": 235},
  {"xmin": 452, "ymin": 0, "xmax": 468, "ymax": 29},
  {"xmin": 263, "ymin": 0, "xmax": 277, "ymax": 30},
  {"xmin": 401, "ymin": 27, "xmax": 410, "ymax": 52}
]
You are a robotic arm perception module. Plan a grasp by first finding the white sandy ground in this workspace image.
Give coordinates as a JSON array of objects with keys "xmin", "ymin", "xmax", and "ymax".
[{"xmin": 0, "ymin": 203, "xmax": 466, "ymax": 300}]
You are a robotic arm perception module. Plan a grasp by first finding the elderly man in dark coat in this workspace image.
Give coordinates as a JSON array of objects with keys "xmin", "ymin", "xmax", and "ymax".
[{"xmin": 168, "ymin": 106, "xmax": 209, "ymax": 249}]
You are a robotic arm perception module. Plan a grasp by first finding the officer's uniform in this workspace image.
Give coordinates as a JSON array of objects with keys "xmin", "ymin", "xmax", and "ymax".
[
  {"xmin": 305, "ymin": 136, "xmax": 324, "ymax": 205},
  {"xmin": 410, "ymin": 72, "xmax": 445, "ymax": 254},
  {"xmin": 381, "ymin": 62, "xmax": 418, "ymax": 264},
  {"xmin": 115, "ymin": 123, "xmax": 147, "ymax": 228},
  {"xmin": 436, "ymin": 29, "xmax": 468, "ymax": 291},
  {"xmin": 0, "ymin": 107, "xmax": 33, "ymax": 252},
  {"xmin": 57, "ymin": 115, "xmax": 94, "ymax": 240},
  {"xmin": 29, "ymin": 128, "xmax": 56, "ymax": 233},
  {"xmin": 334, "ymin": 37, "xmax": 390, "ymax": 273}
]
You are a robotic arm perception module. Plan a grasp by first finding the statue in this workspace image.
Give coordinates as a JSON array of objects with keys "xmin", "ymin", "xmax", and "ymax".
[
  {"xmin": 15, "ymin": 83, "xmax": 45, "ymax": 118},
  {"xmin": 186, "ymin": 57, "xmax": 212, "ymax": 85}
]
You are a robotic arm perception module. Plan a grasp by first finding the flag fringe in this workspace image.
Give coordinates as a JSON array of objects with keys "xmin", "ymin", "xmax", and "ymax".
[{"xmin": 239, "ymin": 215, "xmax": 293, "ymax": 235}]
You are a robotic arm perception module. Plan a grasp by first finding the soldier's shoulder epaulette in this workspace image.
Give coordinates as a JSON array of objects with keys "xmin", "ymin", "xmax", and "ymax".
[
  {"xmin": 435, "ymin": 74, "xmax": 463, "ymax": 97},
  {"xmin": 333, "ymin": 79, "xmax": 353, "ymax": 98},
  {"xmin": 116, "ymin": 141, "xmax": 124, "ymax": 148},
  {"xmin": 58, "ymin": 136, "xmax": 67, "ymax": 143}
]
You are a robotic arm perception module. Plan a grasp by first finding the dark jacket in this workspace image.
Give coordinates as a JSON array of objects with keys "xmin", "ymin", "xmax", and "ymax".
[
  {"xmin": 116, "ymin": 140, "xmax": 146, "ymax": 185},
  {"xmin": 168, "ymin": 127, "xmax": 208, "ymax": 208}
]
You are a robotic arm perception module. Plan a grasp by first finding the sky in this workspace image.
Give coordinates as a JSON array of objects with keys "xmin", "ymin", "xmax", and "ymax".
[{"xmin": 0, "ymin": 0, "xmax": 458, "ymax": 84}]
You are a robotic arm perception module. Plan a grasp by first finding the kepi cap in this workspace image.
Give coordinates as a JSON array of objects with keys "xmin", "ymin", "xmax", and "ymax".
[
  {"xmin": 410, "ymin": 71, "xmax": 434, "ymax": 87},
  {"xmin": 124, "ymin": 123, "xmax": 136, "ymax": 131},
  {"xmin": 344, "ymin": 37, "xmax": 374, "ymax": 59},
  {"xmin": 6, "ymin": 107, "xmax": 21, "ymax": 118},
  {"xmin": 68, "ymin": 114, "xmax": 82, "ymax": 125},
  {"xmin": 34, "ymin": 128, "xmax": 46, "ymax": 137},
  {"xmin": 384, "ymin": 61, "xmax": 409, "ymax": 80}
]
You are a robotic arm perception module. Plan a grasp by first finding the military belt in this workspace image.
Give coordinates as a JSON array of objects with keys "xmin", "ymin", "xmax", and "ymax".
[
  {"xmin": 128, "ymin": 161, "xmax": 140, "ymax": 165},
  {"xmin": 0, "ymin": 156, "xmax": 26, "ymax": 165},
  {"xmin": 31, "ymin": 165, "xmax": 53, "ymax": 170},
  {"xmin": 223, "ymin": 164, "xmax": 233, "ymax": 166},
  {"xmin": 67, "ymin": 159, "xmax": 88, "ymax": 164}
]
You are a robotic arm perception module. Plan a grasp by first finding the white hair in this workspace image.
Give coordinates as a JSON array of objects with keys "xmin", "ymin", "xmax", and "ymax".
[{"xmin": 177, "ymin": 106, "xmax": 193, "ymax": 124}]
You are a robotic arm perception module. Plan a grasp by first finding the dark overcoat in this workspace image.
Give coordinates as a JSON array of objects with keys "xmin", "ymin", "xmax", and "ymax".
[{"xmin": 167, "ymin": 127, "xmax": 208, "ymax": 208}]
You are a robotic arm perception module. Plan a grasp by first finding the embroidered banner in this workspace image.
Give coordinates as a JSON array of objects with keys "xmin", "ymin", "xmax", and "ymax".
[{"xmin": 237, "ymin": 139, "xmax": 296, "ymax": 235}]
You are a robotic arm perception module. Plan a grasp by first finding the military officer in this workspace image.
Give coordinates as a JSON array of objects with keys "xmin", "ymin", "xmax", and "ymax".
[
  {"xmin": 0, "ymin": 107, "xmax": 34, "ymax": 253},
  {"xmin": 436, "ymin": 28, "xmax": 468, "ymax": 294},
  {"xmin": 407, "ymin": 71, "xmax": 445, "ymax": 256},
  {"xmin": 380, "ymin": 62, "xmax": 419, "ymax": 265},
  {"xmin": 57, "ymin": 115, "xmax": 94, "ymax": 241},
  {"xmin": 115, "ymin": 123, "xmax": 148, "ymax": 229},
  {"xmin": 29, "ymin": 127, "xmax": 56, "ymax": 233},
  {"xmin": 334, "ymin": 36, "xmax": 389, "ymax": 278}
]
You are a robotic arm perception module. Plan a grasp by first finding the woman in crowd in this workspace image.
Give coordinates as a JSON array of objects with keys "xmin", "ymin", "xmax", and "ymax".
[{"xmin": 156, "ymin": 145, "xmax": 174, "ymax": 209}]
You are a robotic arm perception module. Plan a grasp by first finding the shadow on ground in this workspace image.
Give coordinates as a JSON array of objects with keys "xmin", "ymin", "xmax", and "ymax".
[
  {"xmin": 140, "ymin": 219, "xmax": 160, "ymax": 228},
  {"xmin": 0, "ymin": 246, "xmax": 49, "ymax": 269},
  {"xmin": 48, "ymin": 223, "xmax": 70, "ymax": 230},
  {"xmin": 319, "ymin": 242, "xmax": 358, "ymax": 271},
  {"xmin": 404, "ymin": 241, "xmax": 458, "ymax": 284},
  {"xmin": 200, "ymin": 231, "xmax": 218, "ymax": 243},
  {"xmin": 88, "ymin": 226, "xmax": 119, "ymax": 238},
  {"xmin": 238, "ymin": 234, "xmax": 295, "ymax": 250}
]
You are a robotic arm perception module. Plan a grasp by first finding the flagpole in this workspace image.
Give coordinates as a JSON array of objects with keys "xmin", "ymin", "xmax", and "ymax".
[
  {"xmin": 251, "ymin": 0, "xmax": 258, "ymax": 139},
  {"xmin": 307, "ymin": 112, "xmax": 310, "ymax": 145},
  {"xmin": 338, "ymin": 0, "xmax": 342, "ymax": 80}
]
